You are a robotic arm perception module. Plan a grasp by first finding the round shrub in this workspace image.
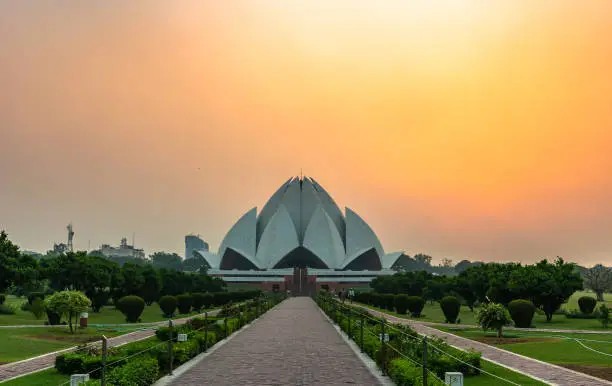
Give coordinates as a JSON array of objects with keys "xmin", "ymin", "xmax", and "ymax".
[
  {"xmin": 407, "ymin": 296, "xmax": 425, "ymax": 317},
  {"xmin": 201, "ymin": 293, "xmax": 214, "ymax": 309},
  {"xmin": 0, "ymin": 294, "xmax": 5, "ymax": 305},
  {"xmin": 394, "ymin": 295, "xmax": 410, "ymax": 314},
  {"xmin": 369, "ymin": 293, "xmax": 381, "ymax": 308},
  {"xmin": 192, "ymin": 293, "xmax": 206, "ymax": 312},
  {"xmin": 116, "ymin": 296, "xmax": 145, "ymax": 323},
  {"xmin": 578, "ymin": 296, "xmax": 597, "ymax": 315},
  {"xmin": 213, "ymin": 292, "xmax": 231, "ymax": 306},
  {"xmin": 177, "ymin": 294, "xmax": 193, "ymax": 314},
  {"xmin": 383, "ymin": 294, "xmax": 396, "ymax": 311},
  {"xmin": 159, "ymin": 296, "xmax": 177, "ymax": 317},
  {"xmin": 28, "ymin": 292, "xmax": 45, "ymax": 305},
  {"xmin": 508, "ymin": 299, "xmax": 535, "ymax": 328},
  {"xmin": 440, "ymin": 296, "xmax": 460, "ymax": 323}
]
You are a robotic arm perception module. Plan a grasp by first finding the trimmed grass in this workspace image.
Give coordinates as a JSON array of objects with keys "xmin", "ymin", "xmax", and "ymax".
[
  {"xmin": 2, "ymin": 369, "xmax": 69, "ymax": 386},
  {"xmin": 0, "ymin": 327, "xmax": 122, "ymax": 363},
  {"xmin": 0, "ymin": 296, "xmax": 214, "ymax": 326},
  {"xmin": 436, "ymin": 327, "xmax": 612, "ymax": 381},
  {"xmin": 465, "ymin": 360, "xmax": 548, "ymax": 386}
]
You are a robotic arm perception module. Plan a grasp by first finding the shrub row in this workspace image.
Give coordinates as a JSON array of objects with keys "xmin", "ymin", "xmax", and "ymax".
[
  {"xmin": 55, "ymin": 295, "xmax": 284, "ymax": 385},
  {"xmin": 355, "ymin": 293, "xmax": 426, "ymax": 318},
  {"xmin": 319, "ymin": 294, "xmax": 481, "ymax": 384}
]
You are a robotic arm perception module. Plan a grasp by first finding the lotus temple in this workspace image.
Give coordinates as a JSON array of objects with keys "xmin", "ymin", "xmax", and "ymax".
[{"xmin": 195, "ymin": 176, "xmax": 405, "ymax": 295}]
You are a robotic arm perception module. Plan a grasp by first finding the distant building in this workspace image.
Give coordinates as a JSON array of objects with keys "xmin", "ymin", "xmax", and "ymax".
[
  {"xmin": 185, "ymin": 234, "xmax": 209, "ymax": 259},
  {"xmin": 99, "ymin": 238, "xmax": 145, "ymax": 259},
  {"xmin": 53, "ymin": 243, "xmax": 70, "ymax": 254}
]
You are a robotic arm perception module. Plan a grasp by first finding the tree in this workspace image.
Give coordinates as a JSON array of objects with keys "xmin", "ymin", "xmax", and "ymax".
[
  {"xmin": 39, "ymin": 252, "xmax": 88, "ymax": 292},
  {"xmin": 452, "ymin": 275, "xmax": 478, "ymax": 311},
  {"xmin": 477, "ymin": 302, "xmax": 511, "ymax": 338},
  {"xmin": 82, "ymin": 255, "xmax": 119, "ymax": 312},
  {"xmin": 45, "ymin": 290, "xmax": 91, "ymax": 333},
  {"xmin": 584, "ymin": 265, "xmax": 612, "ymax": 302},
  {"xmin": 183, "ymin": 255, "xmax": 207, "ymax": 272},
  {"xmin": 509, "ymin": 258, "xmax": 583, "ymax": 321},
  {"xmin": 139, "ymin": 265, "xmax": 161, "ymax": 305},
  {"xmin": 150, "ymin": 252, "xmax": 183, "ymax": 271},
  {"xmin": 0, "ymin": 231, "xmax": 38, "ymax": 293},
  {"xmin": 413, "ymin": 254, "xmax": 433, "ymax": 270}
]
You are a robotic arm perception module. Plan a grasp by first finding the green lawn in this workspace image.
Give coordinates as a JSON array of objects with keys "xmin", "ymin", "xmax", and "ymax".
[
  {"xmin": 2, "ymin": 368, "xmax": 69, "ymax": 386},
  {"xmin": 0, "ymin": 296, "xmax": 214, "ymax": 326},
  {"xmin": 0, "ymin": 327, "xmax": 123, "ymax": 363},
  {"xmin": 562, "ymin": 290, "xmax": 612, "ymax": 311},
  {"xmin": 356, "ymin": 290, "xmax": 612, "ymax": 330},
  {"xmin": 437, "ymin": 327, "xmax": 612, "ymax": 381},
  {"xmin": 464, "ymin": 360, "xmax": 548, "ymax": 386}
]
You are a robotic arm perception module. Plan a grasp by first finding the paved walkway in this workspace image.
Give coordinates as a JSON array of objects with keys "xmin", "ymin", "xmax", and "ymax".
[
  {"xmin": 164, "ymin": 297, "xmax": 383, "ymax": 386},
  {"xmin": 0, "ymin": 309, "xmax": 222, "ymax": 382},
  {"xmin": 358, "ymin": 304, "xmax": 612, "ymax": 386}
]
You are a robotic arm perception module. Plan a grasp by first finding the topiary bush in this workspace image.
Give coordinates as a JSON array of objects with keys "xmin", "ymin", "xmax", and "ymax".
[
  {"xmin": 107, "ymin": 356, "xmax": 159, "ymax": 386},
  {"xmin": 213, "ymin": 292, "xmax": 231, "ymax": 306},
  {"xmin": 383, "ymin": 294, "xmax": 396, "ymax": 311},
  {"xmin": 406, "ymin": 296, "xmax": 425, "ymax": 317},
  {"xmin": 508, "ymin": 299, "xmax": 535, "ymax": 328},
  {"xmin": 394, "ymin": 295, "xmax": 410, "ymax": 314},
  {"xmin": 191, "ymin": 293, "xmax": 206, "ymax": 312},
  {"xmin": 177, "ymin": 294, "xmax": 193, "ymax": 314},
  {"xmin": 369, "ymin": 293, "xmax": 381, "ymax": 308},
  {"xmin": 116, "ymin": 296, "xmax": 145, "ymax": 323},
  {"xmin": 201, "ymin": 293, "xmax": 214, "ymax": 309},
  {"xmin": 477, "ymin": 302, "xmax": 511, "ymax": 337},
  {"xmin": 46, "ymin": 309, "xmax": 61, "ymax": 325},
  {"xmin": 578, "ymin": 296, "xmax": 597, "ymax": 314},
  {"xmin": 159, "ymin": 295, "xmax": 178, "ymax": 317},
  {"xmin": 0, "ymin": 293, "xmax": 5, "ymax": 305},
  {"xmin": 440, "ymin": 296, "xmax": 460, "ymax": 323},
  {"xmin": 30, "ymin": 298, "xmax": 46, "ymax": 320}
]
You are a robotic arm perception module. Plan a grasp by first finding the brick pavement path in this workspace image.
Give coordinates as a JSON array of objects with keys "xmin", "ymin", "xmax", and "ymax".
[
  {"xmin": 166, "ymin": 297, "xmax": 383, "ymax": 386},
  {"xmin": 358, "ymin": 304, "xmax": 612, "ymax": 386},
  {"xmin": 0, "ymin": 309, "xmax": 222, "ymax": 383}
]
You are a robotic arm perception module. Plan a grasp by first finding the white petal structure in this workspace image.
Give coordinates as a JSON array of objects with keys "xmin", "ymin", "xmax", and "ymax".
[
  {"xmin": 382, "ymin": 252, "xmax": 404, "ymax": 269},
  {"xmin": 303, "ymin": 206, "xmax": 345, "ymax": 268},
  {"xmin": 193, "ymin": 250, "xmax": 221, "ymax": 269},
  {"xmin": 218, "ymin": 207, "xmax": 258, "ymax": 269},
  {"xmin": 203, "ymin": 176, "xmax": 402, "ymax": 271},
  {"xmin": 256, "ymin": 205, "xmax": 300, "ymax": 268}
]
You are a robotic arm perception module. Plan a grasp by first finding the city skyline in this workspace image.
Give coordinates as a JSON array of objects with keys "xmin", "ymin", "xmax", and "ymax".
[{"xmin": 2, "ymin": 2, "xmax": 612, "ymax": 266}]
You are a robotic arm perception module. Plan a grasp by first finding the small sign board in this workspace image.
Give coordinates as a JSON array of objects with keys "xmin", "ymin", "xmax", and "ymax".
[
  {"xmin": 177, "ymin": 333, "xmax": 188, "ymax": 342},
  {"xmin": 378, "ymin": 333, "xmax": 389, "ymax": 342}
]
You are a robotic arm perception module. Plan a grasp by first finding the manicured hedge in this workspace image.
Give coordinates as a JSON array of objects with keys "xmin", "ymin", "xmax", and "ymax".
[
  {"xmin": 508, "ymin": 299, "xmax": 535, "ymax": 328},
  {"xmin": 191, "ymin": 293, "xmax": 206, "ymax": 312},
  {"xmin": 578, "ymin": 296, "xmax": 597, "ymax": 314},
  {"xmin": 177, "ymin": 294, "xmax": 193, "ymax": 314},
  {"xmin": 395, "ymin": 294, "xmax": 410, "ymax": 314},
  {"xmin": 406, "ymin": 296, "xmax": 425, "ymax": 317},
  {"xmin": 383, "ymin": 294, "xmax": 396, "ymax": 311},
  {"xmin": 440, "ymin": 296, "xmax": 460, "ymax": 324},
  {"xmin": 116, "ymin": 296, "xmax": 146, "ymax": 323},
  {"xmin": 159, "ymin": 295, "xmax": 178, "ymax": 317},
  {"xmin": 107, "ymin": 356, "xmax": 158, "ymax": 386}
]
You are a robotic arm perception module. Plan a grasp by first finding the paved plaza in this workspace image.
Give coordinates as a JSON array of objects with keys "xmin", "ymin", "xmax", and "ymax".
[{"xmin": 164, "ymin": 297, "xmax": 383, "ymax": 386}]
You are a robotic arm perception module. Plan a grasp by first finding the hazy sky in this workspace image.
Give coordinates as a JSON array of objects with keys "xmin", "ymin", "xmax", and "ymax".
[{"xmin": 1, "ymin": 1, "xmax": 612, "ymax": 266}]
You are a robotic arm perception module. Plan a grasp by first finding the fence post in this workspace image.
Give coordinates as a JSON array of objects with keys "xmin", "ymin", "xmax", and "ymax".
[
  {"xmin": 168, "ymin": 319, "xmax": 174, "ymax": 376},
  {"xmin": 348, "ymin": 308, "xmax": 352, "ymax": 338},
  {"xmin": 224, "ymin": 316, "xmax": 228, "ymax": 339},
  {"xmin": 204, "ymin": 311, "xmax": 208, "ymax": 351},
  {"xmin": 101, "ymin": 335, "xmax": 108, "ymax": 386},
  {"xmin": 380, "ymin": 318, "xmax": 386, "ymax": 375},
  {"xmin": 422, "ymin": 336, "xmax": 428, "ymax": 386},
  {"xmin": 360, "ymin": 314, "xmax": 364, "ymax": 352}
]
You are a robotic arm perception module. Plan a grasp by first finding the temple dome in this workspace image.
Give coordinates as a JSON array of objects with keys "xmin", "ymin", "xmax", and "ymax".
[{"xmin": 197, "ymin": 176, "xmax": 402, "ymax": 271}]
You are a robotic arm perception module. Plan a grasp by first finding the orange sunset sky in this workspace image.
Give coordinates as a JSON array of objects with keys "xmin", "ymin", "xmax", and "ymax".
[{"xmin": 1, "ymin": 1, "xmax": 612, "ymax": 266}]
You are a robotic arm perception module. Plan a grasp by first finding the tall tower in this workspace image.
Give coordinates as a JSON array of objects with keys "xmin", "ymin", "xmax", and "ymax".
[{"xmin": 67, "ymin": 223, "xmax": 75, "ymax": 252}]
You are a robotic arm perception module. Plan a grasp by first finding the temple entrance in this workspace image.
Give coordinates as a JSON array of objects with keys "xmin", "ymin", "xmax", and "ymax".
[{"xmin": 291, "ymin": 267, "xmax": 316, "ymax": 297}]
